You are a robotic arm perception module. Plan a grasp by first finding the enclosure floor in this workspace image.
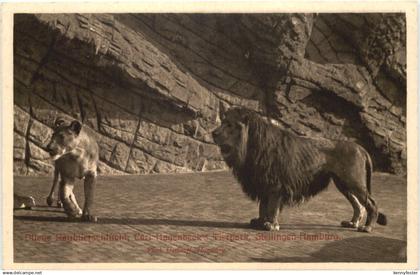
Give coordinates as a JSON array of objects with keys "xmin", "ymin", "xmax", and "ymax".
[{"xmin": 13, "ymin": 171, "xmax": 406, "ymax": 263}]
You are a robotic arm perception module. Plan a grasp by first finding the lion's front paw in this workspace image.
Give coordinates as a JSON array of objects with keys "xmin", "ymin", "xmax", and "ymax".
[
  {"xmin": 66, "ymin": 210, "xmax": 82, "ymax": 219},
  {"xmin": 357, "ymin": 225, "xmax": 372, "ymax": 233},
  {"xmin": 57, "ymin": 200, "xmax": 63, "ymax": 208},
  {"xmin": 62, "ymin": 198, "xmax": 82, "ymax": 218},
  {"xmin": 341, "ymin": 221, "xmax": 358, "ymax": 228},
  {"xmin": 81, "ymin": 214, "xmax": 98, "ymax": 223},
  {"xmin": 46, "ymin": 196, "xmax": 54, "ymax": 207},
  {"xmin": 250, "ymin": 218, "xmax": 265, "ymax": 229},
  {"xmin": 66, "ymin": 207, "xmax": 82, "ymax": 218},
  {"xmin": 65, "ymin": 210, "xmax": 82, "ymax": 222},
  {"xmin": 263, "ymin": 221, "xmax": 280, "ymax": 231},
  {"xmin": 65, "ymin": 209, "xmax": 82, "ymax": 219}
]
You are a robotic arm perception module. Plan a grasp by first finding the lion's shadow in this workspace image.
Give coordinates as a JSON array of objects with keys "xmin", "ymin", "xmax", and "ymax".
[
  {"xmin": 14, "ymin": 206, "xmax": 63, "ymax": 213},
  {"xmin": 14, "ymin": 214, "xmax": 349, "ymax": 231}
]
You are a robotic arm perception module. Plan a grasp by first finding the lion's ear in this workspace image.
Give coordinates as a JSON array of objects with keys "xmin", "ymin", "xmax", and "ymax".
[
  {"xmin": 239, "ymin": 110, "xmax": 252, "ymax": 123},
  {"xmin": 69, "ymin": 120, "xmax": 82, "ymax": 135}
]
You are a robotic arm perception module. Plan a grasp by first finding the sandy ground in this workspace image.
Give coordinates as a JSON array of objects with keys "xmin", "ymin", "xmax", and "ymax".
[{"xmin": 13, "ymin": 171, "xmax": 406, "ymax": 263}]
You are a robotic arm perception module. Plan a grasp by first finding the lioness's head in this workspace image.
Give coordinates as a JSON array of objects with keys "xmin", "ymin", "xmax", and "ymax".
[
  {"xmin": 46, "ymin": 118, "xmax": 82, "ymax": 160},
  {"xmin": 212, "ymin": 107, "xmax": 251, "ymax": 166}
]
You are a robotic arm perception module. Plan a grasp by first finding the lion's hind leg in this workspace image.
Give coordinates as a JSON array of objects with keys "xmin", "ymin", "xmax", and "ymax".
[
  {"xmin": 342, "ymin": 186, "xmax": 378, "ymax": 233},
  {"xmin": 340, "ymin": 193, "xmax": 366, "ymax": 229},
  {"xmin": 333, "ymin": 179, "xmax": 366, "ymax": 229},
  {"xmin": 81, "ymin": 171, "xmax": 98, "ymax": 223},
  {"xmin": 356, "ymin": 195, "xmax": 379, "ymax": 233}
]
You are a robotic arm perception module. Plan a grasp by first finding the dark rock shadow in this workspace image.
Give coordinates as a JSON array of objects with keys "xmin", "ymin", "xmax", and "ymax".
[{"xmin": 250, "ymin": 236, "xmax": 407, "ymax": 262}]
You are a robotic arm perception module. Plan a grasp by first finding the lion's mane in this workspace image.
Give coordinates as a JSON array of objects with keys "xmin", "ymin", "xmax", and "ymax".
[{"xmin": 227, "ymin": 109, "xmax": 331, "ymax": 205}]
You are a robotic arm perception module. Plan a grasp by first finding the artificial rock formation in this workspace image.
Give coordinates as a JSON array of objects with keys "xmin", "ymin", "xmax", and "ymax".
[{"xmin": 13, "ymin": 13, "xmax": 406, "ymax": 176}]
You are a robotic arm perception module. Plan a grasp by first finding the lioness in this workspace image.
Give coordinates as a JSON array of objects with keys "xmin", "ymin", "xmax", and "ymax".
[
  {"xmin": 212, "ymin": 107, "xmax": 387, "ymax": 233},
  {"xmin": 46, "ymin": 118, "xmax": 99, "ymax": 222}
]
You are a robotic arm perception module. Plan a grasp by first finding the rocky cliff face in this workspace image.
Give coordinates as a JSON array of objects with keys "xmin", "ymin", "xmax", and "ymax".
[{"xmin": 13, "ymin": 13, "xmax": 406, "ymax": 176}]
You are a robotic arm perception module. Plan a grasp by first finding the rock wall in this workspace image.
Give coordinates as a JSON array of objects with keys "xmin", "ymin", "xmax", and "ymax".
[{"xmin": 13, "ymin": 13, "xmax": 406, "ymax": 176}]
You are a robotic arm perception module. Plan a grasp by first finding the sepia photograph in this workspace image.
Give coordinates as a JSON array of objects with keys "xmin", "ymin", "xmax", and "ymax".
[{"xmin": 1, "ymin": 2, "xmax": 418, "ymax": 270}]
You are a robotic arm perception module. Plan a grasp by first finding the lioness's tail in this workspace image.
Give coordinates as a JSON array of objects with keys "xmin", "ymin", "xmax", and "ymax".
[{"xmin": 364, "ymin": 149, "xmax": 388, "ymax": 226}]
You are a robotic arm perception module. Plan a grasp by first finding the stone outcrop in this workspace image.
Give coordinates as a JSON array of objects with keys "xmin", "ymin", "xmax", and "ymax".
[{"xmin": 13, "ymin": 13, "xmax": 406, "ymax": 175}]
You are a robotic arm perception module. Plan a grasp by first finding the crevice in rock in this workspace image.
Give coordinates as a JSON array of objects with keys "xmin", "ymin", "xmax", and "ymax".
[{"xmin": 124, "ymin": 116, "xmax": 142, "ymax": 172}]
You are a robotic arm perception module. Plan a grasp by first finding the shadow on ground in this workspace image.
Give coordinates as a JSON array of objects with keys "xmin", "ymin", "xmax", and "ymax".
[
  {"xmin": 14, "ymin": 214, "xmax": 248, "ymax": 228},
  {"xmin": 250, "ymin": 236, "xmax": 407, "ymax": 262},
  {"xmin": 15, "ymin": 213, "xmax": 349, "ymax": 231}
]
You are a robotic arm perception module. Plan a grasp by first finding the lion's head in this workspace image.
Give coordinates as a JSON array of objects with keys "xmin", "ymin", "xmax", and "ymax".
[
  {"xmin": 212, "ymin": 108, "xmax": 252, "ymax": 167},
  {"xmin": 46, "ymin": 118, "xmax": 83, "ymax": 160}
]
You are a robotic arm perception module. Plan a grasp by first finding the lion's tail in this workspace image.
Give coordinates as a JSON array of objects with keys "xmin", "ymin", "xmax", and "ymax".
[
  {"xmin": 365, "ymin": 150, "xmax": 373, "ymax": 195},
  {"xmin": 377, "ymin": 212, "xmax": 388, "ymax": 225},
  {"xmin": 364, "ymin": 149, "xmax": 388, "ymax": 226}
]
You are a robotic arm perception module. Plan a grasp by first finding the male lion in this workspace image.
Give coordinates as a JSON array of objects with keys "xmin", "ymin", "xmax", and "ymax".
[
  {"xmin": 46, "ymin": 118, "xmax": 99, "ymax": 222},
  {"xmin": 212, "ymin": 107, "xmax": 387, "ymax": 233}
]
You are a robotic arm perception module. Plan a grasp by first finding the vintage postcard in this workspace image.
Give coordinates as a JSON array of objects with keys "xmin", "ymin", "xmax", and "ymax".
[{"xmin": 1, "ymin": 1, "xmax": 418, "ymax": 270}]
